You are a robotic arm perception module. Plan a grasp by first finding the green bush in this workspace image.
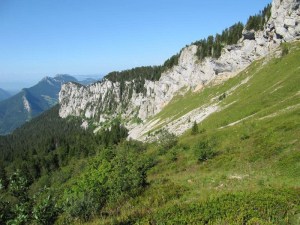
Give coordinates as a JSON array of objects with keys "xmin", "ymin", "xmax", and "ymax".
[
  {"xmin": 157, "ymin": 129, "xmax": 178, "ymax": 153},
  {"xmin": 64, "ymin": 192, "xmax": 102, "ymax": 222},
  {"xmin": 62, "ymin": 143, "xmax": 151, "ymax": 222},
  {"xmin": 32, "ymin": 195, "xmax": 59, "ymax": 225},
  {"xmin": 191, "ymin": 121, "xmax": 199, "ymax": 135},
  {"xmin": 193, "ymin": 140, "xmax": 216, "ymax": 162},
  {"xmin": 151, "ymin": 189, "xmax": 300, "ymax": 224},
  {"xmin": 0, "ymin": 196, "xmax": 12, "ymax": 224},
  {"xmin": 108, "ymin": 148, "xmax": 148, "ymax": 202},
  {"xmin": 281, "ymin": 43, "xmax": 289, "ymax": 57}
]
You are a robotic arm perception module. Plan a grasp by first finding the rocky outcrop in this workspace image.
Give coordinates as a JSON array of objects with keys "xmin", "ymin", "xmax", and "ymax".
[
  {"xmin": 59, "ymin": 0, "xmax": 300, "ymax": 140},
  {"xmin": 269, "ymin": 0, "xmax": 300, "ymax": 41}
]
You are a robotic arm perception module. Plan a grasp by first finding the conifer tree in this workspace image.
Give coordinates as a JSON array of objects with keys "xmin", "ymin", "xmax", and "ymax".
[
  {"xmin": 0, "ymin": 163, "xmax": 8, "ymax": 189},
  {"xmin": 191, "ymin": 121, "xmax": 199, "ymax": 135}
]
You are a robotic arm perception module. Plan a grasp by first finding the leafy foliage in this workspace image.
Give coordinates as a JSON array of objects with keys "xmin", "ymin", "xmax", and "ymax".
[
  {"xmin": 157, "ymin": 129, "xmax": 178, "ymax": 152},
  {"xmin": 32, "ymin": 193, "xmax": 59, "ymax": 225},
  {"xmin": 0, "ymin": 171, "xmax": 59, "ymax": 225},
  {"xmin": 193, "ymin": 139, "xmax": 216, "ymax": 162},
  {"xmin": 8, "ymin": 170, "xmax": 30, "ymax": 202},
  {"xmin": 62, "ymin": 141, "xmax": 152, "ymax": 222}
]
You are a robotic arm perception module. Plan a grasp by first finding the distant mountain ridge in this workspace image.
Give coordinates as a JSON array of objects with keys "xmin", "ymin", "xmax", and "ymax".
[
  {"xmin": 0, "ymin": 74, "xmax": 81, "ymax": 135},
  {"xmin": 0, "ymin": 88, "xmax": 11, "ymax": 101}
]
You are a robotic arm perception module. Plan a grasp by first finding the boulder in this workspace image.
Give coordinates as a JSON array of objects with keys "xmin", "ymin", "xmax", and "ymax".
[{"xmin": 242, "ymin": 30, "xmax": 256, "ymax": 40}]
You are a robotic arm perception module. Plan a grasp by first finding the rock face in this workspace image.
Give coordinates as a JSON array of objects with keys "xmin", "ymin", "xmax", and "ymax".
[
  {"xmin": 270, "ymin": 0, "xmax": 300, "ymax": 41},
  {"xmin": 59, "ymin": 0, "xmax": 300, "ymax": 139}
]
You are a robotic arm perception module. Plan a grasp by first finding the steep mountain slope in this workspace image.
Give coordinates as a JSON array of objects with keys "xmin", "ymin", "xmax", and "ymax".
[
  {"xmin": 0, "ymin": 88, "xmax": 11, "ymax": 101},
  {"xmin": 68, "ymin": 38, "xmax": 299, "ymax": 225},
  {"xmin": 0, "ymin": 74, "xmax": 77, "ymax": 135},
  {"xmin": 0, "ymin": 1, "xmax": 299, "ymax": 224},
  {"xmin": 0, "ymin": 41, "xmax": 299, "ymax": 225},
  {"xmin": 59, "ymin": 0, "xmax": 300, "ymax": 139}
]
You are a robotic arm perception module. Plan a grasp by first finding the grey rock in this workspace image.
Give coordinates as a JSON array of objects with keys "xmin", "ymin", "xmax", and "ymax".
[
  {"xmin": 59, "ymin": 0, "xmax": 300, "ymax": 140},
  {"xmin": 242, "ymin": 30, "xmax": 256, "ymax": 40}
]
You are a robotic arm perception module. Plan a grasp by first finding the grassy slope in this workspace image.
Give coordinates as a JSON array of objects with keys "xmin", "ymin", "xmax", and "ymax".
[{"xmin": 69, "ymin": 42, "xmax": 300, "ymax": 224}]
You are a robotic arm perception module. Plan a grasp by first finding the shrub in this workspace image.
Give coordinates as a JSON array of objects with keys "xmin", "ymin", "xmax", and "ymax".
[
  {"xmin": 193, "ymin": 140, "xmax": 216, "ymax": 162},
  {"xmin": 191, "ymin": 121, "xmax": 199, "ymax": 135},
  {"xmin": 157, "ymin": 129, "xmax": 178, "ymax": 152},
  {"xmin": 281, "ymin": 43, "xmax": 289, "ymax": 57},
  {"xmin": 108, "ymin": 148, "xmax": 148, "ymax": 202},
  {"xmin": 64, "ymin": 192, "xmax": 102, "ymax": 222},
  {"xmin": 151, "ymin": 189, "xmax": 300, "ymax": 224},
  {"xmin": 218, "ymin": 93, "xmax": 226, "ymax": 101},
  {"xmin": 32, "ymin": 195, "xmax": 59, "ymax": 225},
  {"xmin": 0, "ymin": 197, "xmax": 12, "ymax": 224}
]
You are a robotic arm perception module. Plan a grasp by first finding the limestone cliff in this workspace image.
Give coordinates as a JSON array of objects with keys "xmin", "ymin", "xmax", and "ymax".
[{"xmin": 59, "ymin": 0, "xmax": 300, "ymax": 140}]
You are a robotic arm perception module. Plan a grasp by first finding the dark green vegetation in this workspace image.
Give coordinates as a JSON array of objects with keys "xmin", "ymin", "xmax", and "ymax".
[
  {"xmin": 104, "ymin": 66, "xmax": 163, "ymax": 94},
  {"xmin": 0, "ymin": 105, "xmax": 140, "ymax": 224},
  {"xmin": 0, "ymin": 41, "xmax": 299, "ymax": 224},
  {"xmin": 246, "ymin": 4, "xmax": 272, "ymax": 31},
  {"xmin": 0, "ymin": 75, "xmax": 78, "ymax": 135},
  {"xmin": 193, "ymin": 4, "xmax": 271, "ymax": 62},
  {"xmin": 103, "ymin": 58, "xmax": 181, "ymax": 95},
  {"xmin": 0, "ymin": 88, "xmax": 11, "ymax": 101},
  {"xmin": 194, "ymin": 22, "xmax": 244, "ymax": 60}
]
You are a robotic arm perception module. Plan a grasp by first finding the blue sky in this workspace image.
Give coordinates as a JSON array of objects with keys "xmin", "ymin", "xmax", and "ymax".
[{"xmin": 0, "ymin": 0, "xmax": 271, "ymax": 91}]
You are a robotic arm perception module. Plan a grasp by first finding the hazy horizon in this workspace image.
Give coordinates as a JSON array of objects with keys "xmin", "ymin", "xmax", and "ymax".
[{"xmin": 0, "ymin": 74, "xmax": 103, "ymax": 94}]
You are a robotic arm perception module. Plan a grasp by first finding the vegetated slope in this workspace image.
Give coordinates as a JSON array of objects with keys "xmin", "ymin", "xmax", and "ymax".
[
  {"xmin": 142, "ymin": 42, "xmax": 299, "ymax": 137},
  {"xmin": 0, "ymin": 105, "xmax": 97, "ymax": 171},
  {"xmin": 0, "ymin": 42, "xmax": 299, "ymax": 225},
  {"xmin": 0, "ymin": 74, "xmax": 77, "ymax": 135},
  {"xmin": 80, "ymin": 41, "xmax": 300, "ymax": 224},
  {"xmin": 0, "ymin": 88, "xmax": 11, "ymax": 101}
]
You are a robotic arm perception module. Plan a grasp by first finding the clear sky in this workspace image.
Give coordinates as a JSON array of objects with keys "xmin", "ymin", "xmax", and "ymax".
[{"xmin": 0, "ymin": 0, "xmax": 271, "ymax": 91}]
